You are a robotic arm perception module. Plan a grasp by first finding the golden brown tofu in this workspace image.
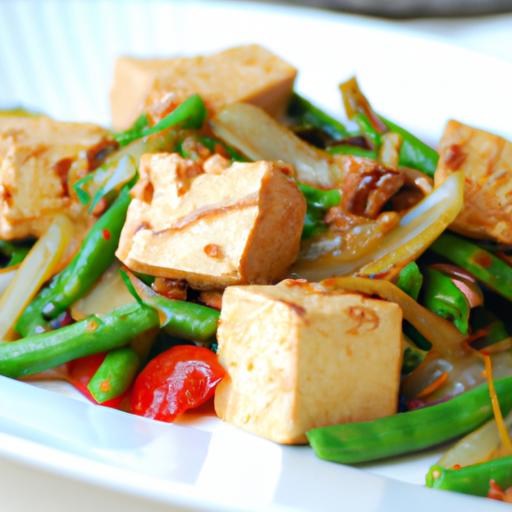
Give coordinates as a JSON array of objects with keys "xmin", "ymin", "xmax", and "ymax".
[
  {"xmin": 0, "ymin": 116, "xmax": 110, "ymax": 240},
  {"xmin": 116, "ymin": 154, "xmax": 305, "ymax": 289},
  {"xmin": 215, "ymin": 281, "xmax": 403, "ymax": 444},
  {"xmin": 110, "ymin": 44, "xmax": 297, "ymax": 130},
  {"xmin": 435, "ymin": 120, "xmax": 512, "ymax": 243}
]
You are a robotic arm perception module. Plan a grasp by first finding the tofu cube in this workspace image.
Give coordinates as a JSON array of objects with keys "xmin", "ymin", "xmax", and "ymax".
[
  {"xmin": 214, "ymin": 281, "xmax": 403, "ymax": 444},
  {"xmin": 116, "ymin": 154, "xmax": 306, "ymax": 289},
  {"xmin": 110, "ymin": 44, "xmax": 297, "ymax": 130},
  {"xmin": 435, "ymin": 120, "xmax": 512, "ymax": 244},
  {"xmin": 0, "ymin": 116, "xmax": 110, "ymax": 240}
]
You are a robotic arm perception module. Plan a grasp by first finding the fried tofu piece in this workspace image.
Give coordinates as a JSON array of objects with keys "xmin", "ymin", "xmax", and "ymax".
[
  {"xmin": 214, "ymin": 281, "xmax": 403, "ymax": 444},
  {"xmin": 435, "ymin": 120, "xmax": 512, "ymax": 244},
  {"xmin": 0, "ymin": 116, "xmax": 111, "ymax": 240},
  {"xmin": 110, "ymin": 44, "xmax": 297, "ymax": 130},
  {"xmin": 116, "ymin": 154, "xmax": 305, "ymax": 289}
]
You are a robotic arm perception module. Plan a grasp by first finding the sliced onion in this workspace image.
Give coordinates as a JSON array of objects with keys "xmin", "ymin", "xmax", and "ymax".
[
  {"xmin": 379, "ymin": 132, "xmax": 401, "ymax": 168},
  {"xmin": 88, "ymin": 154, "xmax": 137, "ymax": 213},
  {"xmin": 293, "ymin": 171, "xmax": 464, "ymax": 281},
  {"xmin": 70, "ymin": 262, "xmax": 135, "ymax": 320},
  {"xmin": 0, "ymin": 266, "xmax": 18, "ymax": 297},
  {"xmin": 0, "ymin": 214, "xmax": 74, "ymax": 340},
  {"xmin": 438, "ymin": 412, "xmax": 512, "ymax": 468},
  {"xmin": 211, "ymin": 103, "xmax": 341, "ymax": 187},
  {"xmin": 401, "ymin": 346, "xmax": 512, "ymax": 404},
  {"xmin": 318, "ymin": 276, "xmax": 466, "ymax": 357}
]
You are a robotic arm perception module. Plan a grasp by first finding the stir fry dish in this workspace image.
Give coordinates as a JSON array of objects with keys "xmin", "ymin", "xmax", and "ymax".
[{"xmin": 2, "ymin": 44, "xmax": 512, "ymax": 502}]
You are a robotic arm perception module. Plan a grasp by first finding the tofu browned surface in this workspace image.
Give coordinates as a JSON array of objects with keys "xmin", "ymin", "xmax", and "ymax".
[
  {"xmin": 0, "ymin": 116, "xmax": 110, "ymax": 240},
  {"xmin": 435, "ymin": 120, "xmax": 512, "ymax": 244},
  {"xmin": 116, "ymin": 154, "xmax": 306, "ymax": 289},
  {"xmin": 214, "ymin": 281, "xmax": 403, "ymax": 444},
  {"xmin": 110, "ymin": 44, "xmax": 297, "ymax": 130}
]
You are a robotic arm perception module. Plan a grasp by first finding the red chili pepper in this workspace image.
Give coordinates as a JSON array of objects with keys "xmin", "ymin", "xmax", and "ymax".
[
  {"xmin": 131, "ymin": 345, "xmax": 225, "ymax": 422},
  {"xmin": 68, "ymin": 353, "xmax": 124, "ymax": 409}
]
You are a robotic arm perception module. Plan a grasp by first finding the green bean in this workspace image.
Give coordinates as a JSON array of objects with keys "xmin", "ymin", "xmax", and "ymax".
[
  {"xmin": 396, "ymin": 261, "xmax": 423, "ymax": 301},
  {"xmin": 327, "ymin": 144, "xmax": 377, "ymax": 160},
  {"xmin": 287, "ymin": 93, "xmax": 349, "ymax": 141},
  {"xmin": 430, "ymin": 233, "xmax": 512, "ymax": 301},
  {"xmin": 354, "ymin": 113, "xmax": 381, "ymax": 149},
  {"xmin": 297, "ymin": 183, "xmax": 341, "ymax": 239},
  {"xmin": 298, "ymin": 183, "xmax": 341, "ymax": 210},
  {"xmin": 16, "ymin": 188, "xmax": 131, "ymax": 336},
  {"xmin": 0, "ymin": 240, "xmax": 32, "ymax": 268},
  {"xmin": 120, "ymin": 269, "xmax": 220, "ymax": 343},
  {"xmin": 426, "ymin": 457, "xmax": 512, "ymax": 497},
  {"xmin": 403, "ymin": 322, "xmax": 432, "ymax": 351},
  {"xmin": 307, "ymin": 377, "xmax": 512, "ymax": 464},
  {"xmin": 338, "ymin": 77, "xmax": 438, "ymax": 175},
  {"xmin": 2, "ymin": 298, "xmax": 219, "ymax": 378},
  {"xmin": 471, "ymin": 307, "xmax": 510, "ymax": 349},
  {"xmin": 147, "ymin": 294, "xmax": 220, "ymax": 342},
  {"xmin": 115, "ymin": 94, "xmax": 207, "ymax": 147},
  {"xmin": 401, "ymin": 345, "xmax": 426, "ymax": 376},
  {"xmin": 422, "ymin": 267, "xmax": 470, "ymax": 334},
  {"xmin": 382, "ymin": 117, "xmax": 439, "ymax": 177},
  {"xmin": 113, "ymin": 113, "xmax": 149, "ymax": 147},
  {"xmin": 2, "ymin": 304, "xmax": 156, "ymax": 378},
  {"xmin": 396, "ymin": 262, "xmax": 429, "ymax": 350},
  {"xmin": 87, "ymin": 347, "xmax": 140, "ymax": 403}
]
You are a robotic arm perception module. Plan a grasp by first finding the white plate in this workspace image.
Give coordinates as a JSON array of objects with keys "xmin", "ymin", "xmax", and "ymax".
[{"xmin": 1, "ymin": 1, "xmax": 512, "ymax": 511}]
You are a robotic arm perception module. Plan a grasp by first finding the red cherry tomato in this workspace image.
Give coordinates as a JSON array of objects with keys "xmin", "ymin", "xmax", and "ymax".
[
  {"xmin": 131, "ymin": 345, "xmax": 225, "ymax": 422},
  {"xmin": 68, "ymin": 353, "xmax": 124, "ymax": 409}
]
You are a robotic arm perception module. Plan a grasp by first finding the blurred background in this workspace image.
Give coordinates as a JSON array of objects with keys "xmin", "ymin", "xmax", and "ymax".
[
  {"xmin": 249, "ymin": 0, "xmax": 512, "ymax": 62},
  {"xmin": 255, "ymin": 0, "xmax": 512, "ymax": 17}
]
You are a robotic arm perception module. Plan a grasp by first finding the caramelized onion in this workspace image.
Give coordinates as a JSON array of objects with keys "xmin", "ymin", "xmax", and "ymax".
[
  {"xmin": 318, "ymin": 276, "xmax": 466, "ymax": 357},
  {"xmin": 293, "ymin": 171, "xmax": 464, "ymax": 280}
]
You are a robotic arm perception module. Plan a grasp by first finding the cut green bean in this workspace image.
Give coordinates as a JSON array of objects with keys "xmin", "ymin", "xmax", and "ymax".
[
  {"xmin": 422, "ymin": 267, "xmax": 470, "ymax": 334},
  {"xmin": 16, "ymin": 188, "xmax": 132, "ymax": 336},
  {"xmin": 307, "ymin": 377, "xmax": 512, "ymax": 464},
  {"xmin": 396, "ymin": 262, "xmax": 423, "ymax": 301},
  {"xmin": 2, "ymin": 304, "xmax": 157, "ymax": 378},
  {"xmin": 327, "ymin": 144, "xmax": 377, "ymax": 160},
  {"xmin": 87, "ymin": 347, "xmax": 140, "ymax": 403},
  {"xmin": 403, "ymin": 322, "xmax": 432, "ymax": 351},
  {"xmin": 382, "ymin": 117, "xmax": 439, "ymax": 177},
  {"xmin": 115, "ymin": 94, "xmax": 206, "ymax": 147},
  {"xmin": 3, "ymin": 293, "xmax": 219, "ymax": 379},
  {"xmin": 113, "ymin": 113, "xmax": 149, "ymax": 146},
  {"xmin": 338, "ymin": 77, "xmax": 438, "ymax": 175},
  {"xmin": 354, "ymin": 113, "xmax": 381, "ymax": 149},
  {"xmin": 297, "ymin": 183, "xmax": 341, "ymax": 239},
  {"xmin": 471, "ymin": 307, "xmax": 510, "ymax": 349},
  {"xmin": 0, "ymin": 240, "xmax": 32, "ymax": 268},
  {"xmin": 401, "ymin": 345, "xmax": 426, "ymax": 376},
  {"xmin": 120, "ymin": 270, "xmax": 220, "ymax": 342},
  {"xmin": 427, "ymin": 456, "xmax": 512, "ymax": 497},
  {"xmin": 430, "ymin": 233, "xmax": 512, "ymax": 301},
  {"xmin": 287, "ymin": 93, "xmax": 349, "ymax": 140}
]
